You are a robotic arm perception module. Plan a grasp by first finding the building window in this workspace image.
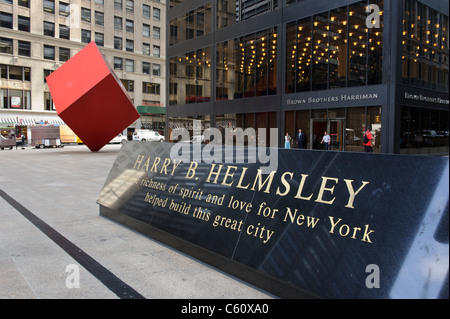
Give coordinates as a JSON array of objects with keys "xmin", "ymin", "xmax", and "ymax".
[
  {"xmin": 170, "ymin": 4, "xmax": 212, "ymax": 46},
  {"xmin": 143, "ymin": 82, "xmax": 160, "ymax": 95},
  {"xmin": 43, "ymin": 21, "xmax": 55, "ymax": 36},
  {"xmin": 18, "ymin": 16, "xmax": 30, "ymax": 32},
  {"xmin": 59, "ymin": 47, "xmax": 70, "ymax": 61},
  {"xmin": 95, "ymin": 11, "xmax": 104, "ymax": 26},
  {"xmin": 153, "ymin": 64, "xmax": 161, "ymax": 76},
  {"xmin": 126, "ymin": 39, "xmax": 134, "ymax": 52},
  {"xmin": 142, "ymin": 62, "xmax": 150, "ymax": 74},
  {"xmin": 125, "ymin": 59, "xmax": 134, "ymax": 72},
  {"xmin": 60, "ymin": 25, "xmax": 70, "ymax": 40},
  {"xmin": 0, "ymin": 12, "xmax": 13, "ymax": 29},
  {"xmin": 114, "ymin": 0, "xmax": 122, "ymax": 11},
  {"xmin": 0, "ymin": 0, "xmax": 12, "ymax": 4},
  {"xmin": 285, "ymin": 0, "xmax": 384, "ymax": 93},
  {"xmin": 59, "ymin": 2, "xmax": 70, "ymax": 16},
  {"xmin": 81, "ymin": 8, "xmax": 91, "ymax": 23},
  {"xmin": 169, "ymin": 47, "xmax": 212, "ymax": 104},
  {"xmin": 43, "ymin": 0, "xmax": 55, "ymax": 14},
  {"xmin": 215, "ymin": 27, "xmax": 277, "ymax": 100},
  {"xmin": 114, "ymin": 57, "xmax": 123, "ymax": 70},
  {"xmin": 153, "ymin": 45, "xmax": 160, "ymax": 58},
  {"xmin": 0, "ymin": 37, "xmax": 13, "ymax": 54},
  {"xmin": 95, "ymin": 33, "xmax": 104, "ymax": 46},
  {"xmin": 126, "ymin": 0, "xmax": 134, "ymax": 13},
  {"xmin": 126, "ymin": 19, "xmax": 134, "ymax": 33},
  {"xmin": 143, "ymin": 4, "xmax": 150, "ymax": 18},
  {"xmin": 143, "ymin": 24, "xmax": 150, "ymax": 37},
  {"xmin": 114, "ymin": 37, "xmax": 122, "ymax": 50},
  {"xmin": 121, "ymin": 79, "xmax": 134, "ymax": 92},
  {"xmin": 44, "ymin": 45, "xmax": 55, "ymax": 60},
  {"xmin": 114, "ymin": 16, "xmax": 122, "ymax": 30},
  {"xmin": 95, "ymin": 0, "xmax": 104, "ymax": 5},
  {"xmin": 19, "ymin": 0, "xmax": 30, "ymax": 8},
  {"xmin": 402, "ymin": 0, "xmax": 449, "ymax": 93},
  {"xmin": 153, "ymin": 26, "xmax": 160, "ymax": 39},
  {"xmin": 18, "ymin": 41, "xmax": 31, "ymax": 57},
  {"xmin": 153, "ymin": 8, "xmax": 160, "ymax": 21},
  {"xmin": 143, "ymin": 43, "xmax": 150, "ymax": 55},
  {"xmin": 81, "ymin": 29, "xmax": 91, "ymax": 43}
]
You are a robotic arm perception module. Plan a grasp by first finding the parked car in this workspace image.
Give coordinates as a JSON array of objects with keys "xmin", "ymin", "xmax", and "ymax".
[
  {"xmin": 109, "ymin": 134, "xmax": 128, "ymax": 144},
  {"xmin": 132, "ymin": 130, "xmax": 165, "ymax": 142}
]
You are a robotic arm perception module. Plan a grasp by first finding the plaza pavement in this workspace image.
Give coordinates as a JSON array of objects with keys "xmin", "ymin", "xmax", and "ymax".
[{"xmin": 0, "ymin": 143, "xmax": 273, "ymax": 299}]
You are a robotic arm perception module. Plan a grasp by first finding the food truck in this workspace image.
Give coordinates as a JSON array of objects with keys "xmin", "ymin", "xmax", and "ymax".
[
  {"xmin": 30, "ymin": 126, "xmax": 63, "ymax": 148},
  {"xmin": 0, "ymin": 126, "xmax": 16, "ymax": 150}
]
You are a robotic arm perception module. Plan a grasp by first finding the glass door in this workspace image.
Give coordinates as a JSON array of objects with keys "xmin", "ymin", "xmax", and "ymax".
[{"xmin": 311, "ymin": 119, "xmax": 345, "ymax": 151}]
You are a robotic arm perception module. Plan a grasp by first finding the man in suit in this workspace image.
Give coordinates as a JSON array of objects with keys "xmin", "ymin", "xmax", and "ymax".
[{"xmin": 297, "ymin": 129, "xmax": 305, "ymax": 149}]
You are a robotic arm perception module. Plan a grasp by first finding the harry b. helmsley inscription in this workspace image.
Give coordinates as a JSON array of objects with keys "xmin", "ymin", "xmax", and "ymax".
[
  {"xmin": 131, "ymin": 154, "xmax": 373, "ymax": 245},
  {"xmin": 98, "ymin": 142, "xmax": 449, "ymax": 299}
]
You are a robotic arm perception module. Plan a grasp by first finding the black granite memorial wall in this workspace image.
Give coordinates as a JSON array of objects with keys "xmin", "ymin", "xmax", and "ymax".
[{"xmin": 97, "ymin": 141, "xmax": 449, "ymax": 299}]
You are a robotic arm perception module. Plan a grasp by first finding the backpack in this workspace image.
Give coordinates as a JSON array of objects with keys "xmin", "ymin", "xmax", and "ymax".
[{"xmin": 363, "ymin": 133, "xmax": 369, "ymax": 144}]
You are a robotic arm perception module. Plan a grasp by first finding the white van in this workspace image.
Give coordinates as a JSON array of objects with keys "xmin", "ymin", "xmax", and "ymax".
[{"xmin": 132, "ymin": 130, "xmax": 165, "ymax": 142}]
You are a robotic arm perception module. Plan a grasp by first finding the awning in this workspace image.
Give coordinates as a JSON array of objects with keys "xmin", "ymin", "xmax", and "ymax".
[
  {"xmin": 137, "ymin": 105, "xmax": 166, "ymax": 115},
  {"xmin": 0, "ymin": 117, "xmax": 65, "ymax": 126}
]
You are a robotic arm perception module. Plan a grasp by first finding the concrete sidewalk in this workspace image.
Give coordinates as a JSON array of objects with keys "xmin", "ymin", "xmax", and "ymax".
[{"xmin": 0, "ymin": 144, "xmax": 273, "ymax": 299}]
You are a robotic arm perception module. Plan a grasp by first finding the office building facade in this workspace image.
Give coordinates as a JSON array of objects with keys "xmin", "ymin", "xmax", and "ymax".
[
  {"xmin": 167, "ymin": 0, "xmax": 449, "ymax": 155},
  {"xmin": 1, "ymin": 0, "xmax": 166, "ymax": 139}
]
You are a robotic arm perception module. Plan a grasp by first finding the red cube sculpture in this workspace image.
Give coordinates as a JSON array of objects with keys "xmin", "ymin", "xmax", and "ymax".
[{"xmin": 46, "ymin": 42, "xmax": 140, "ymax": 151}]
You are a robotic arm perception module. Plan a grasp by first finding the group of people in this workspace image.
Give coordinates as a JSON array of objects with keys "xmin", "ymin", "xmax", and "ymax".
[{"xmin": 284, "ymin": 127, "xmax": 374, "ymax": 152}]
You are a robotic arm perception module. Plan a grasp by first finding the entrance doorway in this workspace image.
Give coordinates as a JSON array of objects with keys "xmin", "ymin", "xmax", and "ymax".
[{"xmin": 311, "ymin": 119, "xmax": 345, "ymax": 151}]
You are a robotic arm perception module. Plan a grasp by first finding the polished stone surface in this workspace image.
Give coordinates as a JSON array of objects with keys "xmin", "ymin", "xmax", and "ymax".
[{"xmin": 98, "ymin": 141, "xmax": 449, "ymax": 298}]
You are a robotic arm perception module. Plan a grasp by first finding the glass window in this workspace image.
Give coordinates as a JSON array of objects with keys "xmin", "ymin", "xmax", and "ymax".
[
  {"xmin": 0, "ymin": 12, "xmax": 13, "ymax": 29},
  {"xmin": 81, "ymin": 8, "xmax": 91, "ymax": 23},
  {"xmin": 312, "ymin": 12, "xmax": 330, "ymax": 90},
  {"xmin": 43, "ymin": 0, "xmax": 55, "ymax": 14},
  {"xmin": 126, "ymin": 19, "xmax": 134, "ymax": 33},
  {"xmin": 114, "ymin": 57, "xmax": 123, "ymax": 70},
  {"xmin": 60, "ymin": 25, "xmax": 70, "ymax": 39},
  {"xmin": 44, "ymin": 21, "xmax": 55, "ymax": 36},
  {"xmin": 169, "ymin": 46, "xmax": 212, "ymax": 105},
  {"xmin": 125, "ymin": 59, "xmax": 134, "ymax": 72},
  {"xmin": 0, "ymin": 37, "xmax": 13, "ymax": 54},
  {"xmin": 153, "ymin": 8, "xmax": 160, "ymax": 21},
  {"xmin": 114, "ymin": 16, "xmax": 122, "ymax": 30},
  {"xmin": 114, "ymin": 37, "xmax": 122, "ymax": 50},
  {"xmin": 329, "ymin": 6, "xmax": 348, "ymax": 88},
  {"xmin": 142, "ymin": 62, "xmax": 150, "ymax": 74},
  {"xmin": 81, "ymin": 29, "xmax": 91, "ymax": 43},
  {"xmin": 18, "ymin": 41, "xmax": 30, "ymax": 57},
  {"xmin": 19, "ymin": 0, "xmax": 30, "ymax": 8},
  {"xmin": 143, "ymin": 4, "xmax": 150, "ymax": 18},
  {"xmin": 153, "ymin": 45, "xmax": 160, "ymax": 58},
  {"xmin": 152, "ymin": 64, "xmax": 160, "ymax": 76},
  {"xmin": 169, "ymin": 4, "xmax": 211, "ymax": 46},
  {"xmin": 44, "ymin": 45, "xmax": 55, "ymax": 60},
  {"xmin": 18, "ymin": 16, "xmax": 30, "ymax": 32},
  {"xmin": 59, "ymin": 47, "xmax": 70, "ymax": 61},
  {"xmin": 143, "ymin": 24, "xmax": 150, "ymax": 37},
  {"xmin": 95, "ymin": 33, "xmax": 104, "ymax": 46},
  {"xmin": 126, "ymin": 39, "xmax": 134, "ymax": 52},
  {"xmin": 126, "ymin": 0, "xmax": 134, "ymax": 13},
  {"xmin": 143, "ymin": 43, "xmax": 150, "ymax": 55},
  {"xmin": 114, "ymin": 0, "xmax": 122, "ymax": 10},
  {"xmin": 95, "ymin": 11, "xmax": 104, "ymax": 26},
  {"xmin": 60, "ymin": 2, "xmax": 70, "ymax": 16}
]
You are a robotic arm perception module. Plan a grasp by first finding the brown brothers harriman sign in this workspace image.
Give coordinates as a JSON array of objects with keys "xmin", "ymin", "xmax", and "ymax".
[{"xmin": 98, "ymin": 141, "xmax": 449, "ymax": 299}]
